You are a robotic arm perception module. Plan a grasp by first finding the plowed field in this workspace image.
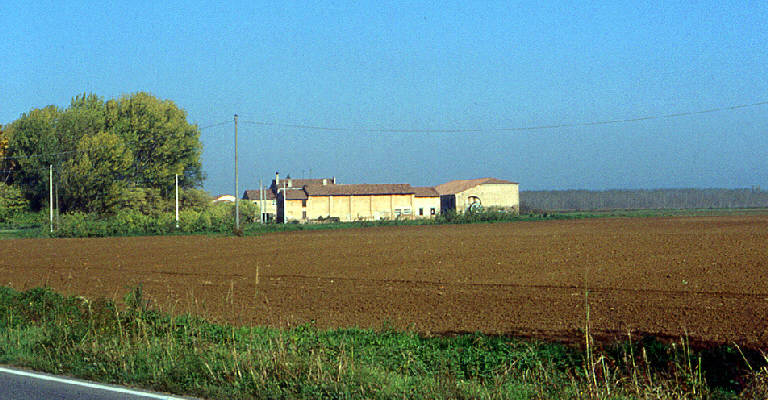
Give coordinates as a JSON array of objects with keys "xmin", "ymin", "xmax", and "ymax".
[{"xmin": 2, "ymin": 216, "xmax": 768, "ymax": 347}]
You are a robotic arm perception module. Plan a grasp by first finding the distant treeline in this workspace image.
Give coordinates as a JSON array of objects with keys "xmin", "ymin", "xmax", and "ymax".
[{"xmin": 520, "ymin": 188, "xmax": 768, "ymax": 211}]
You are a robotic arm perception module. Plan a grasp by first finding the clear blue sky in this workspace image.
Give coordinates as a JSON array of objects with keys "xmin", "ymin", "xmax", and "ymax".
[{"xmin": 2, "ymin": 1, "xmax": 767, "ymax": 194}]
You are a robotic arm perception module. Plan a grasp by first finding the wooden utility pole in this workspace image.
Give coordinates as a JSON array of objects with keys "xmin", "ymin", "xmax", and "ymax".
[
  {"xmin": 234, "ymin": 114, "xmax": 239, "ymax": 230},
  {"xmin": 260, "ymin": 177, "xmax": 264, "ymax": 224}
]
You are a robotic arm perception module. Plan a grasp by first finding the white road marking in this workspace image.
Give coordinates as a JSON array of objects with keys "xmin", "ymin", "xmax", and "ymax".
[{"xmin": 0, "ymin": 366, "xmax": 187, "ymax": 399}]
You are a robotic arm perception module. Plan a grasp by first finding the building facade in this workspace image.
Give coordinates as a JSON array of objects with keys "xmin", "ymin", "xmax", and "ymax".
[
  {"xmin": 435, "ymin": 178, "xmax": 519, "ymax": 214},
  {"xmin": 413, "ymin": 187, "xmax": 440, "ymax": 217},
  {"xmin": 278, "ymin": 183, "xmax": 419, "ymax": 222},
  {"xmin": 243, "ymin": 173, "xmax": 335, "ymax": 221},
  {"xmin": 245, "ymin": 173, "xmax": 518, "ymax": 223}
]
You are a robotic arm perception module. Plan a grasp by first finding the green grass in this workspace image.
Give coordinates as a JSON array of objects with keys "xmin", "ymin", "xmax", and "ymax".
[
  {"xmin": 4, "ymin": 207, "xmax": 768, "ymax": 239},
  {"xmin": 1, "ymin": 286, "xmax": 766, "ymax": 399}
]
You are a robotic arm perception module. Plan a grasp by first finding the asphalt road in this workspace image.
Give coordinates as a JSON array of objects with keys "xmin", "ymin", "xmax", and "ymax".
[{"xmin": 0, "ymin": 366, "xmax": 194, "ymax": 400}]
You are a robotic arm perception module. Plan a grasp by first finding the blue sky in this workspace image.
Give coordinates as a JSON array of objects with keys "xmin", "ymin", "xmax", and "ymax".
[{"xmin": 2, "ymin": 1, "xmax": 767, "ymax": 194}]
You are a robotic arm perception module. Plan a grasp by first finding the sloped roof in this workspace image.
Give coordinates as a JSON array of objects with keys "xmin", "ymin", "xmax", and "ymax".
[
  {"xmin": 280, "ymin": 188, "xmax": 309, "ymax": 200},
  {"xmin": 413, "ymin": 186, "xmax": 440, "ymax": 197},
  {"xmin": 304, "ymin": 184, "xmax": 415, "ymax": 196},
  {"xmin": 271, "ymin": 178, "xmax": 335, "ymax": 189},
  {"xmin": 243, "ymin": 190, "xmax": 276, "ymax": 201},
  {"xmin": 434, "ymin": 178, "xmax": 518, "ymax": 195}
]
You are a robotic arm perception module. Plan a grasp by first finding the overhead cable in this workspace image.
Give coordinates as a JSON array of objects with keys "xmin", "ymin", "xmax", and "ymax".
[{"xmin": 239, "ymin": 100, "xmax": 768, "ymax": 133}]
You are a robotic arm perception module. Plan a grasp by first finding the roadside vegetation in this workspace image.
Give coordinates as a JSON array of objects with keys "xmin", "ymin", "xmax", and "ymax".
[{"xmin": 0, "ymin": 286, "xmax": 766, "ymax": 399}]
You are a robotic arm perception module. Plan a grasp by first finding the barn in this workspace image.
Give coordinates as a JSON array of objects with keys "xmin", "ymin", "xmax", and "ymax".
[{"xmin": 435, "ymin": 178, "xmax": 519, "ymax": 214}]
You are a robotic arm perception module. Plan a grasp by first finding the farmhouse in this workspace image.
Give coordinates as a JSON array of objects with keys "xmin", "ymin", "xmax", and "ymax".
[
  {"xmin": 435, "ymin": 177, "xmax": 519, "ymax": 213},
  {"xmin": 213, "ymin": 194, "xmax": 236, "ymax": 203},
  {"xmin": 245, "ymin": 173, "xmax": 518, "ymax": 222},
  {"xmin": 413, "ymin": 186, "xmax": 440, "ymax": 217},
  {"xmin": 243, "ymin": 173, "xmax": 336, "ymax": 221},
  {"xmin": 279, "ymin": 183, "xmax": 420, "ymax": 222}
]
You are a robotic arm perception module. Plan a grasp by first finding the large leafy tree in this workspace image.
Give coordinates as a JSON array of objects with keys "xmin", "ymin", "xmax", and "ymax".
[
  {"xmin": 106, "ymin": 92, "xmax": 203, "ymax": 194},
  {"xmin": 4, "ymin": 105, "xmax": 62, "ymax": 208},
  {"xmin": 62, "ymin": 131, "xmax": 133, "ymax": 213},
  {"xmin": 0, "ymin": 124, "xmax": 10, "ymax": 184},
  {"xmin": 5, "ymin": 92, "xmax": 204, "ymax": 213},
  {"xmin": 0, "ymin": 124, "xmax": 6, "ymax": 156}
]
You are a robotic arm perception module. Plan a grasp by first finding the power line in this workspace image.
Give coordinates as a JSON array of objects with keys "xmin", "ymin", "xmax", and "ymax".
[
  {"xmin": 2, "ymin": 100, "xmax": 765, "ymax": 161},
  {"xmin": 240, "ymin": 100, "xmax": 768, "ymax": 133},
  {"xmin": 198, "ymin": 120, "xmax": 231, "ymax": 130}
]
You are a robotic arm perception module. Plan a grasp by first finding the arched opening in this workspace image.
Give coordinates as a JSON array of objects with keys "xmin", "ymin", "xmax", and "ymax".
[{"xmin": 467, "ymin": 196, "xmax": 482, "ymax": 212}]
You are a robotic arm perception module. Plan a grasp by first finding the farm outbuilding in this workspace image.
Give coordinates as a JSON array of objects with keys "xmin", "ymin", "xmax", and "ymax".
[
  {"xmin": 413, "ymin": 186, "xmax": 440, "ymax": 217},
  {"xmin": 243, "ymin": 172, "xmax": 336, "ymax": 221},
  {"xmin": 435, "ymin": 178, "xmax": 519, "ymax": 214},
  {"xmin": 278, "ymin": 183, "xmax": 419, "ymax": 223}
]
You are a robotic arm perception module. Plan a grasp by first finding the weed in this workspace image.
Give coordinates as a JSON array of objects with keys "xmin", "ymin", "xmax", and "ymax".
[{"xmin": 0, "ymin": 286, "xmax": 764, "ymax": 399}]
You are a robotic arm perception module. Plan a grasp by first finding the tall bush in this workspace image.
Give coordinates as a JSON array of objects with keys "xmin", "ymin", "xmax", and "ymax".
[{"xmin": 0, "ymin": 183, "xmax": 28, "ymax": 222}]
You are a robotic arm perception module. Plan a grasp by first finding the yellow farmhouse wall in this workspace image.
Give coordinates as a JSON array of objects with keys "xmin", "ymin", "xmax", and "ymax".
[
  {"xmin": 413, "ymin": 197, "xmax": 440, "ymax": 217},
  {"xmin": 454, "ymin": 183, "xmax": 519, "ymax": 213},
  {"xmin": 285, "ymin": 194, "xmax": 421, "ymax": 222},
  {"xmin": 249, "ymin": 199, "xmax": 277, "ymax": 216},
  {"xmin": 283, "ymin": 199, "xmax": 304, "ymax": 221}
]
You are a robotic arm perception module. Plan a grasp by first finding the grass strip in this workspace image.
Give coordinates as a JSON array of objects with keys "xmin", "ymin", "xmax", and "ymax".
[{"xmin": 1, "ymin": 286, "xmax": 767, "ymax": 399}]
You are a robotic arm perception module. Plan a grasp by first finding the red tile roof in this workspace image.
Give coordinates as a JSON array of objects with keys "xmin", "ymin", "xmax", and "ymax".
[
  {"xmin": 271, "ymin": 178, "xmax": 335, "ymax": 190},
  {"xmin": 412, "ymin": 186, "xmax": 440, "ymax": 197},
  {"xmin": 304, "ymin": 184, "xmax": 415, "ymax": 196},
  {"xmin": 242, "ymin": 190, "xmax": 276, "ymax": 201},
  {"xmin": 434, "ymin": 178, "xmax": 518, "ymax": 195},
  {"xmin": 280, "ymin": 188, "xmax": 309, "ymax": 200}
]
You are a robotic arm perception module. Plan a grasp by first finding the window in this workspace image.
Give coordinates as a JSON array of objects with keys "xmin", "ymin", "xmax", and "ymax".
[
  {"xmin": 394, "ymin": 209, "xmax": 401, "ymax": 216},
  {"xmin": 271, "ymin": 200, "xmax": 276, "ymax": 206},
  {"xmin": 302, "ymin": 210, "xmax": 307, "ymax": 219},
  {"xmin": 419, "ymin": 208, "xmax": 424, "ymax": 216},
  {"xmin": 403, "ymin": 208, "xmax": 411, "ymax": 215},
  {"xmin": 301, "ymin": 199, "xmax": 307, "ymax": 207},
  {"xmin": 430, "ymin": 208, "xmax": 436, "ymax": 215}
]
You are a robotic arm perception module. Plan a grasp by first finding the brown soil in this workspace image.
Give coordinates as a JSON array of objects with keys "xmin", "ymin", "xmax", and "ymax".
[{"xmin": 2, "ymin": 216, "xmax": 768, "ymax": 347}]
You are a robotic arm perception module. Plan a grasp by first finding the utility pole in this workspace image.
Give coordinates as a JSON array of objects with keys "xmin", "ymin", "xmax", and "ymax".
[
  {"xmin": 259, "ymin": 177, "xmax": 264, "ymax": 224},
  {"xmin": 234, "ymin": 114, "xmax": 239, "ymax": 231},
  {"xmin": 175, "ymin": 174, "xmax": 179, "ymax": 229},
  {"xmin": 49, "ymin": 164, "xmax": 53, "ymax": 233}
]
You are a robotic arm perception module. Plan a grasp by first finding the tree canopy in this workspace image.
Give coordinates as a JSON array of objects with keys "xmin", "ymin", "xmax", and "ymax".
[{"xmin": 3, "ymin": 92, "xmax": 204, "ymax": 214}]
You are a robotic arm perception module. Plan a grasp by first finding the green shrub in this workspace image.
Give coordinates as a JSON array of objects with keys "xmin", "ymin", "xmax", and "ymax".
[
  {"xmin": 180, "ymin": 188, "xmax": 211, "ymax": 211},
  {"xmin": 0, "ymin": 183, "xmax": 29, "ymax": 222},
  {"xmin": 118, "ymin": 187, "xmax": 171, "ymax": 216}
]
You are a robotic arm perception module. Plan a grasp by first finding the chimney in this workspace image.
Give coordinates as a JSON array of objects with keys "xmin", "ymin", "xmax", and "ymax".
[
  {"xmin": 275, "ymin": 171, "xmax": 280, "ymax": 187},
  {"xmin": 332, "ymin": 176, "xmax": 336, "ymax": 184},
  {"xmin": 287, "ymin": 179, "xmax": 292, "ymax": 188},
  {"xmin": 322, "ymin": 178, "xmax": 327, "ymax": 185}
]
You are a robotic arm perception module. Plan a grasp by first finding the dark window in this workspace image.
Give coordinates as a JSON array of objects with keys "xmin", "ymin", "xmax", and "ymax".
[
  {"xmin": 302, "ymin": 210, "xmax": 307, "ymax": 219},
  {"xmin": 301, "ymin": 199, "xmax": 307, "ymax": 207},
  {"xmin": 419, "ymin": 208, "xmax": 424, "ymax": 216},
  {"xmin": 430, "ymin": 208, "xmax": 436, "ymax": 215}
]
